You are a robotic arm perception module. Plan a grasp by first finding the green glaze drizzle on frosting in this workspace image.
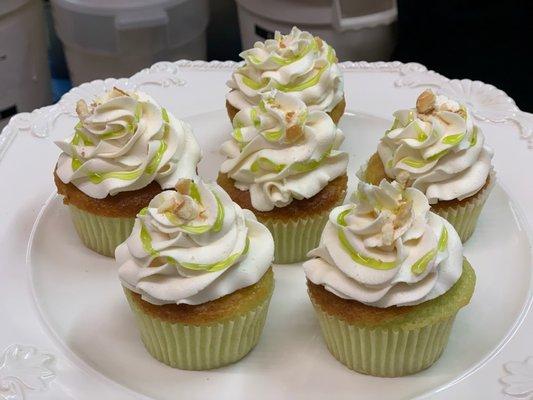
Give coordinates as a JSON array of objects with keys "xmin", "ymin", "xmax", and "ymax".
[
  {"xmin": 336, "ymin": 208, "xmax": 352, "ymax": 227},
  {"xmin": 161, "ymin": 108, "xmax": 169, "ymax": 123},
  {"xmin": 241, "ymin": 75, "xmax": 268, "ymax": 90},
  {"xmin": 140, "ymin": 223, "xmax": 159, "ymax": 257},
  {"xmin": 251, "ymin": 157, "xmax": 286, "ymax": 174},
  {"xmin": 400, "ymin": 148, "xmax": 450, "ymax": 169},
  {"xmin": 145, "ymin": 140, "xmax": 168, "ymax": 175},
  {"xmin": 414, "ymin": 122, "xmax": 428, "ymax": 141},
  {"xmin": 411, "ymin": 228, "xmax": 448, "ymax": 275},
  {"xmin": 212, "ymin": 195, "xmax": 225, "ymax": 233},
  {"xmin": 189, "ymin": 182, "xmax": 202, "ymax": 203},
  {"xmin": 442, "ymin": 132, "xmax": 465, "ymax": 145},
  {"xmin": 438, "ymin": 227, "xmax": 448, "ymax": 252},
  {"xmin": 338, "ymin": 229, "xmax": 397, "ymax": 270},
  {"xmin": 138, "ymin": 207, "xmax": 148, "ymax": 216},
  {"xmin": 411, "ymin": 249, "xmax": 437, "ymax": 275},
  {"xmin": 88, "ymin": 168, "xmax": 143, "ymax": 184},
  {"xmin": 469, "ymin": 126, "xmax": 478, "ymax": 147},
  {"xmin": 179, "ymin": 238, "xmax": 250, "ymax": 272}
]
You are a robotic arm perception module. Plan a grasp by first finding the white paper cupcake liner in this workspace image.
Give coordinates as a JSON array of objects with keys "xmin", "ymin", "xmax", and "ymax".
[
  {"xmin": 124, "ymin": 289, "xmax": 273, "ymax": 370},
  {"xmin": 69, "ymin": 205, "xmax": 135, "ymax": 257}
]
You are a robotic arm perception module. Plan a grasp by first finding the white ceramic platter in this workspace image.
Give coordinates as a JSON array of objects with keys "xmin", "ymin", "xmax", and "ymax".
[{"xmin": 1, "ymin": 61, "xmax": 532, "ymax": 400}]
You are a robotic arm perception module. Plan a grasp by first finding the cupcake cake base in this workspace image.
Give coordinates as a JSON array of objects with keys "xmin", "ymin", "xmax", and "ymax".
[
  {"xmin": 307, "ymin": 259, "xmax": 476, "ymax": 377},
  {"xmin": 218, "ymin": 173, "xmax": 348, "ymax": 264},
  {"xmin": 54, "ymin": 171, "xmax": 164, "ymax": 257},
  {"xmin": 124, "ymin": 268, "xmax": 275, "ymax": 370}
]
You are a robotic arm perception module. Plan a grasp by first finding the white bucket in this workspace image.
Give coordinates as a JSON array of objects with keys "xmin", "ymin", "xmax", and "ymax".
[
  {"xmin": 235, "ymin": 0, "xmax": 397, "ymax": 62},
  {"xmin": 50, "ymin": 0, "xmax": 209, "ymax": 85},
  {"xmin": 0, "ymin": 0, "xmax": 51, "ymax": 129}
]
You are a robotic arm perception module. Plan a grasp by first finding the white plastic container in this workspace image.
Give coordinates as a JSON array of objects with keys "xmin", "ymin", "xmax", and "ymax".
[
  {"xmin": 51, "ymin": 0, "xmax": 209, "ymax": 85},
  {"xmin": 235, "ymin": 0, "xmax": 397, "ymax": 62},
  {"xmin": 0, "ymin": 0, "xmax": 51, "ymax": 129}
]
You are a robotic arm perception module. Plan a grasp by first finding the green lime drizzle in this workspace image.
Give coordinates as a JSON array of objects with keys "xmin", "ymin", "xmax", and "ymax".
[
  {"xmin": 189, "ymin": 182, "xmax": 202, "ymax": 203},
  {"xmin": 88, "ymin": 168, "xmax": 143, "ymax": 184},
  {"xmin": 336, "ymin": 208, "xmax": 352, "ymax": 227},
  {"xmin": 469, "ymin": 127, "xmax": 478, "ymax": 147},
  {"xmin": 180, "ymin": 238, "xmax": 250, "ymax": 272},
  {"xmin": 411, "ymin": 249, "xmax": 437, "ymax": 275},
  {"xmin": 161, "ymin": 108, "xmax": 169, "ymax": 123},
  {"xmin": 212, "ymin": 195, "xmax": 225, "ymax": 233},
  {"xmin": 338, "ymin": 229, "xmax": 397, "ymax": 270},
  {"xmin": 140, "ymin": 223, "xmax": 159, "ymax": 257},
  {"xmin": 438, "ymin": 227, "xmax": 448, "ymax": 252},
  {"xmin": 145, "ymin": 140, "xmax": 168, "ymax": 175},
  {"xmin": 441, "ymin": 132, "xmax": 465, "ymax": 145},
  {"xmin": 263, "ymin": 129, "xmax": 283, "ymax": 142},
  {"xmin": 241, "ymin": 75, "xmax": 268, "ymax": 90}
]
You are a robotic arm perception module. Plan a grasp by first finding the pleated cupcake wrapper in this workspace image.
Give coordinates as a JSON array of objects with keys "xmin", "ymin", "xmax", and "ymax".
[
  {"xmin": 125, "ymin": 289, "xmax": 273, "ymax": 370},
  {"xmin": 259, "ymin": 204, "xmax": 340, "ymax": 264},
  {"xmin": 68, "ymin": 205, "xmax": 135, "ymax": 257},
  {"xmin": 312, "ymin": 301, "xmax": 457, "ymax": 377},
  {"xmin": 432, "ymin": 171, "xmax": 495, "ymax": 243}
]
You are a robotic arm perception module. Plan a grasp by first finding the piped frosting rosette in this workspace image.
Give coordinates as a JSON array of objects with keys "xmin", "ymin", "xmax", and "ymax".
[
  {"xmin": 220, "ymin": 90, "xmax": 348, "ymax": 212},
  {"xmin": 377, "ymin": 90, "xmax": 493, "ymax": 204},
  {"xmin": 304, "ymin": 179, "xmax": 463, "ymax": 308},
  {"xmin": 227, "ymin": 26, "xmax": 343, "ymax": 113},
  {"xmin": 55, "ymin": 88, "xmax": 201, "ymax": 199},
  {"xmin": 117, "ymin": 178, "xmax": 274, "ymax": 306}
]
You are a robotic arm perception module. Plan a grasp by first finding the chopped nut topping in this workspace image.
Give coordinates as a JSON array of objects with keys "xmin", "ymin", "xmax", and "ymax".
[
  {"xmin": 175, "ymin": 178, "xmax": 191, "ymax": 195},
  {"xmin": 416, "ymin": 90, "xmax": 436, "ymax": 114},
  {"xmin": 110, "ymin": 87, "xmax": 128, "ymax": 98},
  {"xmin": 76, "ymin": 100, "xmax": 90, "ymax": 120},
  {"xmin": 396, "ymin": 171, "xmax": 410, "ymax": 188},
  {"xmin": 285, "ymin": 111, "xmax": 295, "ymax": 123},
  {"xmin": 285, "ymin": 125, "xmax": 303, "ymax": 143}
]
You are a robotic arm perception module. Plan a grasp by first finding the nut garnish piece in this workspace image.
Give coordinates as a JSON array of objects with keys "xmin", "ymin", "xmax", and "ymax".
[
  {"xmin": 416, "ymin": 90, "xmax": 436, "ymax": 114},
  {"xmin": 285, "ymin": 124, "xmax": 303, "ymax": 143},
  {"xmin": 285, "ymin": 111, "xmax": 295, "ymax": 124},
  {"xmin": 175, "ymin": 178, "xmax": 191, "ymax": 195},
  {"xmin": 109, "ymin": 87, "xmax": 128, "ymax": 98},
  {"xmin": 76, "ymin": 100, "xmax": 90, "ymax": 120}
]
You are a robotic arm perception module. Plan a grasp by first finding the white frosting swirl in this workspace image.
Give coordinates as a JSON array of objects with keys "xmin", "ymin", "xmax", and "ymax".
[
  {"xmin": 227, "ymin": 26, "xmax": 343, "ymax": 114},
  {"xmin": 303, "ymin": 180, "xmax": 463, "ymax": 308},
  {"xmin": 377, "ymin": 91, "xmax": 493, "ymax": 203},
  {"xmin": 55, "ymin": 88, "xmax": 201, "ymax": 199},
  {"xmin": 220, "ymin": 91, "xmax": 348, "ymax": 211},
  {"xmin": 117, "ymin": 178, "xmax": 274, "ymax": 305}
]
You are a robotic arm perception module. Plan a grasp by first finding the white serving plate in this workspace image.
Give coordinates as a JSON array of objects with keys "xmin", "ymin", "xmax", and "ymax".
[{"xmin": 1, "ymin": 61, "xmax": 532, "ymax": 400}]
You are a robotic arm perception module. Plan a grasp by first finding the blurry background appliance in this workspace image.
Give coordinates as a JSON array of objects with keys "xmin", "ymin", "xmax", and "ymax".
[
  {"xmin": 0, "ymin": 0, "xmax": 51, "ymax": 129},
  {"xmin": 235, "ymin": 0, "xmax": 397, "ymax": 61},
  {"xmin": 50, "ymin": 0, "xmax": 209, "ymax": 85}
]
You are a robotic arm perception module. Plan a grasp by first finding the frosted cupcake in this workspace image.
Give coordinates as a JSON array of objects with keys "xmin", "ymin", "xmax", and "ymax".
[
  {"xmin": 54, "ymin": 87, "xmax": 200, "ymax": 256},
  {"xmin": 218, "ymin": 90, "xmax": 348, "ymax": 263},
  {"xmin": 117, "ymin": 178, "xmax": 274, "ymax": 370},
  {"xmin": 361, "ymin": 89, "xmax": 494, "ymax": 242},
  {"xmin": 226, "ymin": 26, "xmax": 345, "ymax": 124},
  {"xmin": 304, "ymin": 180, "xmax": 475, "ymax": 377}
]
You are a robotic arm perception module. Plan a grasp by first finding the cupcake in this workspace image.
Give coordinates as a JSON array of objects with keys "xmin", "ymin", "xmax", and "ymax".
[
  {"xmin": 303, "ymin": 179, "xmax": 475, "ymax": 377},
  {"xmin": 54, "ymin": 87, "xmax": 201, "ymax": 257},
  {"xmin": 117, "ymin": 178, "xmax": 275, "ymax": 370},
  {"xmin": 361, "ymin": 89, "xmax": 494, "ymax": 242},
  {"xmin": 218, "ymin": 90, "xmax": 349, "ymax": 263},
  {"xmin": 226, "ymin": 26, "xmax": 345, "ymax": 124}
]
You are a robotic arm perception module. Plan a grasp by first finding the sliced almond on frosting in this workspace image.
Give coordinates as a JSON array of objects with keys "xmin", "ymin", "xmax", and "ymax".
[
  {"xmin": 286, "ymin": 124, "xmax": 303, "ymax": 143},
  {"xmin": 175, "ymin": 179, "xmax": 191, "ymax": 195},
  {"xmin": 76, "ymin": 100, "xmax": 90, "ymax": 120},
  {"xmin": 416, "ymin": 90, "xmax": 436, "ymax": 114}
]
